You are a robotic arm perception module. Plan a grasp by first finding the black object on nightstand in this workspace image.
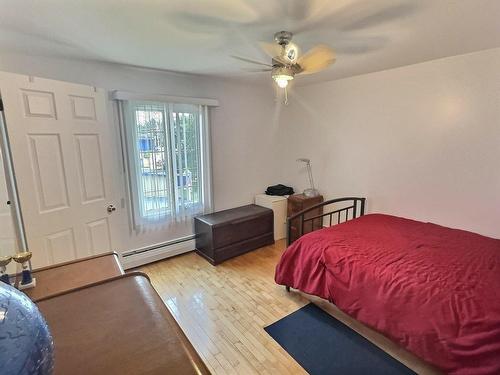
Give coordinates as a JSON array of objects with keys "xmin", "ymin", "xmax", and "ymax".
[{"xmin": 194, "ymin": 205, "xmax": 274, "ymax": 265}]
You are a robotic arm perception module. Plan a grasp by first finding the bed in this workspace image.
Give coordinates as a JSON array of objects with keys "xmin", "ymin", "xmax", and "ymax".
[{"xmin": 275, "ymin": 198, "xmax": 500, "ymax": 374}]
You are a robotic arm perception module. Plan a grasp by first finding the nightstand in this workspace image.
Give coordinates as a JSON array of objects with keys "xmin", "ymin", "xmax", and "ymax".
[
  {"xmin": 255, "ymin": 194, "xmax": 288, "ymax": 240},
  {"xmin": 287, "ymin": 194, "xmax": 324, "ymax": 244}
]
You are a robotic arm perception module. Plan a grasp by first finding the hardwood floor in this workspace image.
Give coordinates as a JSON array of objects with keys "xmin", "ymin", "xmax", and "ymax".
[
  {"xmin": 141, "ymin": 240, "xmax": 439, "ymax": 375},
  {"xmin": 141, "ymin": 240, "xmax": 308, "ymax": 374}
]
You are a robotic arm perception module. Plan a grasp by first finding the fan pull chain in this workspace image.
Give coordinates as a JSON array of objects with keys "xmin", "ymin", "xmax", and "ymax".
[{"xmin": 284, "ymin": 86, "xmax": 288, "ymax": 105}]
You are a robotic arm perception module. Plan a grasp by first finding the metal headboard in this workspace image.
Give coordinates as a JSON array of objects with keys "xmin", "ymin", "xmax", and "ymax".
[{"xmin": 286, "ymin": 197, "xmax": 366, "ymax": 246}]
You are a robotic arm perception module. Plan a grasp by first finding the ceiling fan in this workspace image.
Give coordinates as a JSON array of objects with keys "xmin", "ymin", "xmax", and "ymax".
[{"xmin": 231, "ymin": 30, "xmax": 336, "ymax": 103}]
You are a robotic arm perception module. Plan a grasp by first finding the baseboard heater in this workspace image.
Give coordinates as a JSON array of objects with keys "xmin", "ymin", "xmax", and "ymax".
[{"xmin": 121, "ymin": 235, "xmax": 196, "ymax": 269}]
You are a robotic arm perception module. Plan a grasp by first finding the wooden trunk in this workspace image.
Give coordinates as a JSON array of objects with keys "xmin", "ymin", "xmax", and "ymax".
[{"xmin": 194, "ymin": 204, "xmax": 274, "ymax": 265}]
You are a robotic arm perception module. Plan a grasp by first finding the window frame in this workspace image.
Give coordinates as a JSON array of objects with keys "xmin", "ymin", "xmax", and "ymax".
[{"xmin": 120, "ymin": 99, "xmax": 212, "ymax": 230}]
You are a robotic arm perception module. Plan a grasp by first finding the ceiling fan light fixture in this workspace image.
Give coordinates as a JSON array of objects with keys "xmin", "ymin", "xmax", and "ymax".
[
  {"xmin": 232, "ymin": 30, "xmax": 336, "ymax": 103},
  {"xmin": 272, "ymin": 66, "xmax": 294, "ymax": 88},
  {"xmin": 274, "ymin": 75, "xmax": 293, "ymax": 88}
]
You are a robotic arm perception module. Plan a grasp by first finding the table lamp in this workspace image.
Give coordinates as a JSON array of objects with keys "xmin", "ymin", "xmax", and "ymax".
[{"xmin": 297, "ymin": 158, "xmax": 320, "ymax": 197}]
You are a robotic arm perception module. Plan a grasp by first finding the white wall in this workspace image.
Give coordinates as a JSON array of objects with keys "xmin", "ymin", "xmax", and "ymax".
[
  {"xmin": 1, "ymin": 46, "xmax": 499, "ymax": 255},
  {"xmin": 275, "ymin": 47, "xmax": 500, "ymax": 238},
  {"xmin": 0, "ymin": 52, "xmax": 281, "ymax": 252}
]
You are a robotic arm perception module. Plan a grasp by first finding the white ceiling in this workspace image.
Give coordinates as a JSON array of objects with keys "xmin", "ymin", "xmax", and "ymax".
[{"xmin": 1, "ymin": 0, "xmax": 499, "ymax": 85}]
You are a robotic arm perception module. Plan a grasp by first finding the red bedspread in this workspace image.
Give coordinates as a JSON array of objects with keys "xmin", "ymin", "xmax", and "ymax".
[{"xmin": 275, "ymin": 214, "xmax": 500, "ymax": 374}]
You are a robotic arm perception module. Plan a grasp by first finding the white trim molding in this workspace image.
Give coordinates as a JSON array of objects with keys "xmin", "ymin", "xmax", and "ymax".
[
  {"xmin": 110, "ymin": 90, "xmax": 219, "ymax": 107},
  {"xmin": 120, "ymin": 236, "xmax": 195, "ymax": 269}
]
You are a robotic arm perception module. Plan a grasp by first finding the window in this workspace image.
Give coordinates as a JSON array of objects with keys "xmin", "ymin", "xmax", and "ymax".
[{"xmin": 122, "ymin": 100, "xmax": 212, "ymax": 228}]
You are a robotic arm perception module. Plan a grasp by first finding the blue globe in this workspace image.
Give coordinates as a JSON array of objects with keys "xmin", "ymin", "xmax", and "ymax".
[{"xmin": 0, "ymin": 282, "xmax": 54, "ymax": 375}]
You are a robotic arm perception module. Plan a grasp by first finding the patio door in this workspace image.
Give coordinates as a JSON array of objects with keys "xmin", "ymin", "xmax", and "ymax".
[{"xmin": 0, "ymin": 72, "xmax": 120, "ymax": 268}]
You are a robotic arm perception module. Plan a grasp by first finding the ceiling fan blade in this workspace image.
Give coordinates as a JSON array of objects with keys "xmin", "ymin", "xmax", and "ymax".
[
  {"xmin": 242, "ymin": 68, "xmax": 273, "ymax": 72},
  {"xmin": 292, "ymin": 0, "xmax": 417, "ymax": 35},
  {"xmin": 339, "ymin": 2, "xmax": 417, "ymax": 31},
  {"xmin": 296, "ymin": 45, "xmax": 336, "ymax": 74},
  {"xmin": 259, "ymin": 41, "xmax": 301, "ymax": 65},
  {"xmin": 259, "ymin": 41, "xmax": 282, "ymax": 59},
  {"xmin": 230, "ymin": 55, "xmax": 272, "ymax": 67},
  {"xmin": 258, "ymin": 42, "xmax": 290, "ymax": 65},
  {"xmin": 334, "ymin": 36, "xmax": 387, "ymax": 55},
  {"xmin": 168, "ymin": 2, "xmax": 261, "ymax": 34},
  {"xmin": 284, "ymin": 0, "xmax": 317, "ymax": 21},
  {"xmin": 169, "ymin": 12, "xmax": 230, "ymax": 34}
]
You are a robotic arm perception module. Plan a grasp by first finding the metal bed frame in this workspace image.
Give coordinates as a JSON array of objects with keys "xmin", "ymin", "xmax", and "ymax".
[{"xmin": 285, "ymin": 197, "xmax": 366, "ymax": 292}]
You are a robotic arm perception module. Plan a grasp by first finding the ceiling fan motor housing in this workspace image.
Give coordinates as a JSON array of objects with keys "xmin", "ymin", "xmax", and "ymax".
[{"xmin": 274, "ymin": 31, "xmax": 293, "ymax": 46}]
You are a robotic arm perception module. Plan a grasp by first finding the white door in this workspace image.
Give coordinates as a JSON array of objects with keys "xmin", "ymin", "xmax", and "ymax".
[{"xmin": 0, "ymin": 72, "xmax": 120, "ymax": 268}]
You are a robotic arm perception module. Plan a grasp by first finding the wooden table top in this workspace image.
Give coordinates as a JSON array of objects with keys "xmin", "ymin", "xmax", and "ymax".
[
  {"xmin": 37, "ymin": 273, "xmax": 210, "ymax": 375},
  {"xmin": 25, "ymin": 252, "xmax": 123, "ymax": 301}
]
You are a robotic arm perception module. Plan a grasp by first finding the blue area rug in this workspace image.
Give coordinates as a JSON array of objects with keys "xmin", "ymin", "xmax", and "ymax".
[{"xmin": 264, "ymin": 303, "xmax": 416, "ymax": 375}]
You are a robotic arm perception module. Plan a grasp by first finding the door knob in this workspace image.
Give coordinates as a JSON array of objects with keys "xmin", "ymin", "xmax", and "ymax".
[{"xmin": 107, "ymin": 204, "xmax": 116, "ymax": 213}]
